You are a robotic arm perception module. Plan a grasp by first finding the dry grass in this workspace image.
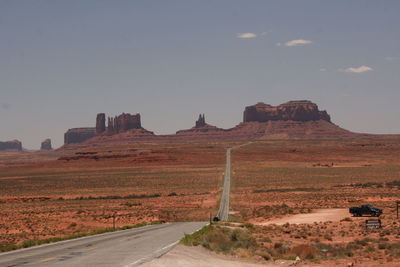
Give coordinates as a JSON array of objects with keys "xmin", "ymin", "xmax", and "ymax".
[
  {"xmin": 229, "ymin": 138, "xmax": 400, "ymax": 265},
  {"xmin": 3, "ymin": 138, "xmax": 400, "ymax": 266},
  {"xmin": 0, "ymin": 141, "xmax": 236, "ymax": 248}
]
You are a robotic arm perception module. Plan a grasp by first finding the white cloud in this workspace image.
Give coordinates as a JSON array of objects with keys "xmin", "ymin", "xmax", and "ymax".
[
  {"xmin": 319, "ymin": 68, "xmax": 327, "ymax": 72},
  {"xmin": 281, "ymin": 39, "xmax": 313, "ymax": 47},
  {"xmin": 236, "ymin": 33, "xmax": 257, "ymax": 39},
  {"xmin": 341, "ymin": 65, "xmax": 373, "ymax": 73}
]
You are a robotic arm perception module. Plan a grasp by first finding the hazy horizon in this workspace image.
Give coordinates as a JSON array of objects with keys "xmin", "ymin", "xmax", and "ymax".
[{"xmin": 1, "ymin": 1, "xmax": 400, "ymax": 149}]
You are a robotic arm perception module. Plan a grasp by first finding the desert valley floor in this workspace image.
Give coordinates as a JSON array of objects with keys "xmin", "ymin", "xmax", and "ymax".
[{"xmin": 1, "ymin": 138, "xmax": 400, "ymax": 265}]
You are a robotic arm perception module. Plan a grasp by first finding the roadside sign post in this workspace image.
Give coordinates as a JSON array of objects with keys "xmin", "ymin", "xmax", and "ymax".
[{"xmin": 365, "ymin": 219, "xmax": 381, "ymax": 229}]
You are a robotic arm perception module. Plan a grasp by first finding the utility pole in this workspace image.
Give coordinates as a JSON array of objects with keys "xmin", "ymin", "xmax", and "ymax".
[{"xmin": 113, "ymin": 213, "xmax": 116, "ymax": 230}]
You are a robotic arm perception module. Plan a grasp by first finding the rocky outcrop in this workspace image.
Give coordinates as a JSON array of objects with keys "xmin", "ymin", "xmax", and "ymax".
[
  {"xmin": 233, "ymin": 120, "xmax": 361, "ymax": 140},
  {"xmin": 96, "ymin": 113, "xmax": 106, "ymax": 134},
  {"xmin": 64, "ymin": 128, "xmax": 96, "ymax": 144},
  {"xmin": 62, "ymin": 100, "xmax": 398, "ymax": 148},
  {"xmin": 0, "ymin": 140, "xmax": 22, "ymax": 151},
  {"xmin": 107, "ymin": 113, "xmax": 141, "ymax": 134},
  {"xmin": 40, "ymin": 139, "xmax": 52, "ymax": 150},
  {"xmin": 176, "ymin": 114, "xmax": 223, "ymax": 136},
  {"xmin": 70, "ymin": 128, "xmax": 156, "ymax": 147},
  {"xmin": 195, "ymin": 114, "xmax": 206, "ymax": 128},
  {"xmin": 64, "ymin": 112, "xmax": 143, "ymax": 145},
  {"xmin": 243, "ymin": 100, "xmax": 331, "ymax": 123}
]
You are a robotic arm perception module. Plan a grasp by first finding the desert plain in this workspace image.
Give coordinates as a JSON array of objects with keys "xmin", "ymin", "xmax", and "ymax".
[{"xmin": 1, "ymin": 138, "xmax": 400, "ymax": 266}]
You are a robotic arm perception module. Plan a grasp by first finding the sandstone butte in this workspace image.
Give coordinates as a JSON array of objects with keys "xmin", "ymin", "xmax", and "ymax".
[
  {"xmin": 0, "ymin": 140, "xmax": 22, "ymax": 151},
  {"xmin": 64, "ymin": 112, "xmax": 143, "ymax": 144},
  {"xmin": 40, "ymin": 138, "xmax": 52, "ymax": 151},
  {"xmin": 62, "ymin": 100, "xmax": 399, "ymax": 147}
]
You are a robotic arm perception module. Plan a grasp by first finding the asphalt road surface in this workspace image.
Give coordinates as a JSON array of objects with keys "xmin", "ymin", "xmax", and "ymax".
[
  {"xmin": 217, "ymin": 148, "xmax": 231, "ymax": 221},
  {"xmin": 0, "ymin": 222, "xmax": 206, "ymax": 267}
]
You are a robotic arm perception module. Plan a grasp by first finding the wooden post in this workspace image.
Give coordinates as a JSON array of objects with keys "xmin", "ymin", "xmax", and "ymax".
[
  {"xmin": 113, "ymin": 213, "xmax": 116, "ymax": 230},
  {"xmin": 397, "ymin": 201, "xmax": 399, "ymax": 220}
]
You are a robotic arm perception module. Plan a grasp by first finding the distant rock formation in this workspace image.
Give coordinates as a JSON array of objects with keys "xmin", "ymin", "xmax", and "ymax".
[
  {"xmin": 243, "ymin": 100, "xmax": 331, "ymax": 123},
  {"xmin": 64, "ymin": 112, "xmax": 143, "ymax": 145},
  {"xmin": 195, "ymin": 114, "xmax": 206, "ymax": 128},
  {"xmin": 64, "ymin": 128, "xmax": 96, "ymax": 144},
  {"xmin": 107, "ymin": 113, "xmax": 141, "ymax": 134},
  {"xmin": 96, "ymin": 113, "xmax": 106, "ymax": 134},
  {"xmin": 0, "ymin": 140, "xmax": 22, "ymax": 151},
  {"xmin": 176, "ymin": 114, "xmax": 222, "ymax": 136},
  {"xmin": 62, "ymin": 100, "xmax": 399, "ymax": 148},
  {"xmin": 40, "ymin": 139, "xmax": 52, "ymax": 150}
]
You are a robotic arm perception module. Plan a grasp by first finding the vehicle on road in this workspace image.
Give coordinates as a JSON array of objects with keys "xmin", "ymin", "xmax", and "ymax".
[{"xmin": 349, "ymin": 204, "xmax": 382, "ymax": 217}]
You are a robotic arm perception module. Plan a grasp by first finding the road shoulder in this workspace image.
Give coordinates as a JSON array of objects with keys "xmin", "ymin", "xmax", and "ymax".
[{"xmin": 141, "ymin": 244, "xmax": 293, "ymax": 267}]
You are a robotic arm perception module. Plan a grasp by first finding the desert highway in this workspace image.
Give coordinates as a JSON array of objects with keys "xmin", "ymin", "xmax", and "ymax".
[
  {"xmin": 0, "ymin": 222, "xmax": 206, "ymax": 267},
  {"xmin": 0, "ymin": 147, "xmax": 234, "ymax": 266},
  {"xmin": 216, "ymin": 148, "xmax": 231, "ymax": 221}
]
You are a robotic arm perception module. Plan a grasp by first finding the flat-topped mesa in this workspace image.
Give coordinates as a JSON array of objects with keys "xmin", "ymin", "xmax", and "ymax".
[
  {"xmin": 0, "ymin": 140, "xmax": 22, "ymax": 151},
  {"xmin": 195, "ymin": 114, "xmax": 206, "ymax": 128},
  {"xmin": 107, "ymin": 113, "xmax": 142, "ymax": 134},
  {"xmin": 40, "ymin": 139, "xmax": 52, "ymax": 150},
  {"xmin": 64, "ymin": 128, "xmax": 96, "ymax": 144},
  {"xmin": 243, "ymin": 100, "xmax": 331, "ymax": 123}
]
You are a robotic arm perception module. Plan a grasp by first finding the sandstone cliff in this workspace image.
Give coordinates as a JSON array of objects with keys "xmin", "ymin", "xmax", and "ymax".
[
  {"xmin": 0, "ymin": 140, "xmax": 22, "ymax": 151},
  {"xmin": 195, "ymin": 114, "xmax": 206, "ymax": 128},
  {"xmin": 243, "ymin": 100, "xmax": 331, "ymax": 123},
  {"xmin": 107, "ymin": 113, "xmax": 142, "ymax": 134},
  {"xmin": 62, "ymin": 100, "xmax": 397, "ymax": 148},
  {"xmin": 64, "ymin": 128, "xmax": 96, "ymax": 144},
  {"xmin": 40, "ymin": 139, "xmax": 52, "ymax": 150},
  {"xmin": 96, "ymin": 113, "xmax": 106, "ymax": 134},
  {"xmin": 176, "ymin": 114, "xmax": 222, "ymax": 135},
  {"xmin": 64, "ymin": 112, "xmax": 144, "ymax": 145}
]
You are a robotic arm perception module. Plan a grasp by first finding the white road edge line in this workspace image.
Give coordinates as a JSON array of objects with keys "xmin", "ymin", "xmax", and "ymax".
[
  {"xmin": 125, "ymin": 223, "xmax": 209, "ymax": 267},
  {"xmin": 124, "ymin": 241, "xmax": 179, "ymax": 267},
  {"xmin": 160, "ymin": 240, "xmax": 179, "ymax": 252}
]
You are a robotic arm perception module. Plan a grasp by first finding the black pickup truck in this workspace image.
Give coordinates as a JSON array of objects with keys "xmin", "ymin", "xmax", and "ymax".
[{"xmin": 349, "ymin": 204, "xmax": 382, "ymax": 217}]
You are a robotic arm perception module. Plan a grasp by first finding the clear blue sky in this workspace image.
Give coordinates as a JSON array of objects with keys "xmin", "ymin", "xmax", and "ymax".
[{"xmin": 1, "ymin": 1, "xmax": 399, "ymax": 149}]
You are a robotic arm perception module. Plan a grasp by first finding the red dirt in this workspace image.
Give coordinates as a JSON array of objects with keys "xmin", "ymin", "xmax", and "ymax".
[
  {"xmin": 0, "ymin": 142, "xmax": 236, "ymax": 247},
  {"xmin": 229, "ymin": 139, "xmax": 400, "ymax": 265},
  {"xmin": 253, "ymin": 209, "xmax": 350, "ymax": 225}
]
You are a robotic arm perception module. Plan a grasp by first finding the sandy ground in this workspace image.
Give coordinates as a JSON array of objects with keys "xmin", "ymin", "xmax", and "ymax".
[
  {"xmin": 256, "ymin": 209, "xmax": 349, "ymax": 226},
  {"xmin": 141, "ymin": 245, "xmax": 297, "ymax": 267}
]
